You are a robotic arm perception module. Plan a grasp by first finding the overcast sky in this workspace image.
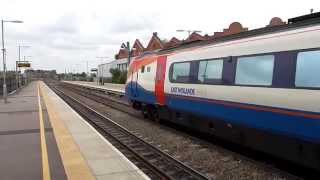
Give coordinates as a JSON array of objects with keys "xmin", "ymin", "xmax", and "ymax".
[{"xmin": 0, "ymin": 0, "xmax": 319, "ymax": 73}]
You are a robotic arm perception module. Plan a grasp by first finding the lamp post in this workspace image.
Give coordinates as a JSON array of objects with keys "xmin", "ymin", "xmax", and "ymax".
[
  {"xmin": 23, "ymin": 55, "xmax": 32, "ymax": 61},
  {"xmin": 121, "ymin": 42, "xmax": 136, "ymax": 71},
  {"xmin": 83, "ymin": 60, "xmax": 90, "ymax": 80},
  {"xmin": 86, "ymin": 60, "xmax": 89, "ymax": 76},
  {"xmin": 19, "ymin": 45, "xmax": 31, "ymax": 61},
  {"xmin": 81, "ymin": 59, "xmax": 102, "ymax": 82},
  {"xmin": 2, "ymin": 19, "xmax": 23, "ymax": 103},
  {"xmin": 121, "ymin": 41, "xmax": 131, "ymax": 65}
]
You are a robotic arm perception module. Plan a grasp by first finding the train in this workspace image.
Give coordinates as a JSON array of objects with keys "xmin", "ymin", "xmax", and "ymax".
[{"xmin": 125, "ymin": 12, "xmax": 320, "ymax": 171}]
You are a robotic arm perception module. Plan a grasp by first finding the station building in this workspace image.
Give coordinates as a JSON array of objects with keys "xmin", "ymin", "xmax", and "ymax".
[
  {"xmin": 97, "ymin": 17, "xmax": 285, "ymax": 82},
  {"xmin": 97, "ymin": 32, "xmax": 176, "ymax": 81}
]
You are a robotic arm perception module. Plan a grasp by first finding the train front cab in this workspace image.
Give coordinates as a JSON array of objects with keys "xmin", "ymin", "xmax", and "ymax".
[{"xmin": 126, "ymin": 55, "xmax": 167, "ymax": 118}]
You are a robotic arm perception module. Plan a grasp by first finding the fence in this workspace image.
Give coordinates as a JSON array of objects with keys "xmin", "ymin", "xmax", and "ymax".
[{"xmin": 0, "ymin": 75, "xmax": 27, "ymax": 95}]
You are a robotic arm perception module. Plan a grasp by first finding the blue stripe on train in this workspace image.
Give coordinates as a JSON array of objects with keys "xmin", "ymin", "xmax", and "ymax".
[
  {"xmin": 166, "ymin": 94, "xmax": 320, "ymax": 143},
  {"xmin": 125, "ymin": 83, "xmax": 320, "ymax": 143},
  {"xmin": 125, "ymin": 82, "xmax": 156, "ymax": 104}
]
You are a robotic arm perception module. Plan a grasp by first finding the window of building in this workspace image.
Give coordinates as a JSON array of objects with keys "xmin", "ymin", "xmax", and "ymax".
[
  {"xmin": 295, "ymin": 50, "xmax": 320, "ymax": 88},
  {"xmin": 171, "ymin": 62, "xmax": 191, "ymax": 82},
  {"xmin": 141, "ymin": 66, "xmax": 145, "ymax": 73},
  {"xmin": 235, "ymin": 55, "xmax": 274, "ymax": 86},
  {"xmin": 147, "ymin": 66, "xmax": 151, "ymax": 72},
  {"xmin": 198, "ymin": 59, "xmax": 223, "ymax": 84}
]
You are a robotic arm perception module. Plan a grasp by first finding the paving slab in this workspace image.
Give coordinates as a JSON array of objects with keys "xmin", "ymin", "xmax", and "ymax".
[{"xmin": 0, "ymin": 81, "xmax": 67, "ymax": 180}]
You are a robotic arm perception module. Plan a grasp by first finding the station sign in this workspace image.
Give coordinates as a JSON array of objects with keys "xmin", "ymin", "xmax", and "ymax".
[
  {"xmin": 91, "ymin": 68, "xmax": 98, "ymax": 72},
  {"xmin": 17, "ymin": 62, "xmax": 31, "ymax": 68}
]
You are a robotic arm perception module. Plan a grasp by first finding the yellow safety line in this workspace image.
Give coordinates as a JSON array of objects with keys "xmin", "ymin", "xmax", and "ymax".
[
  {"xmin": 38, "ymin": 82, "xmax": 51, "ymax": 180},
  {"xmin": 39, "ymin": 82, "xmax": 95, "ymax": 180}
]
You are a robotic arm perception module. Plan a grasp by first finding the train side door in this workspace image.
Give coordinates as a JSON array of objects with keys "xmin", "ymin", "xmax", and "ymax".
[{"xmin": 155, "ymin": 56, "xmax": 167, "ymax": 105}]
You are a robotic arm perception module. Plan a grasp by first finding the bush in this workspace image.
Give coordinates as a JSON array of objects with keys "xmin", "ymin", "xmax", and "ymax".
[{"xmin": 110, "ymin": 68, "xmax": 127, "ymax": 84}]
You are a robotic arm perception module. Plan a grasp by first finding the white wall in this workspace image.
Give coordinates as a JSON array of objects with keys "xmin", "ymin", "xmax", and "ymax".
[{"xmin": 97, "ymin": 58, "xmax": 129, "ymax": 78}]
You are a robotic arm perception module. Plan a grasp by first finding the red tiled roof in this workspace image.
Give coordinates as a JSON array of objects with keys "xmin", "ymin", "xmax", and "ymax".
[
  {"xmin": 185, "ymin": 32, "xmax": 206, "ymax": 42},
  {"xmin": 145, "ymin": 32, "xmax": 164, "ymax": 51},
  {"xmin": 164, "ymin": 37, "xmax": 181, "ymax": 48}
]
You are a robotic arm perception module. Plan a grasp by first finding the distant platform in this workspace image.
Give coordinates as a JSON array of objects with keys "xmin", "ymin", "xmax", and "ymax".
[
  {"xmin": 0, "ymin": 81, "xmax": 148, "ymax": 180},
  {"xmin": 63, "ymin": 81, "xmax": 125, "ymax": 95}
]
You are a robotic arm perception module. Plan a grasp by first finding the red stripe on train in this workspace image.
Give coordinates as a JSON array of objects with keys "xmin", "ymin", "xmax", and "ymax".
[{"xmin": 155, "ymin": 56, "xmax": 167, "ymax": 105}]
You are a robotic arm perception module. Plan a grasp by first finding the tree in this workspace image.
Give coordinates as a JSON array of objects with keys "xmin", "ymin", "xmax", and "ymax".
[
  {"xmin": 80, "ymin": 72, "xmax": 86, "ymax": 78},
  {"xmin": 110, "ymin": 68, "xmax": 127, "ymax": 84},
  {"xmin": 119, "ymin": 70, "xmax": 127, "ymax": 84}
]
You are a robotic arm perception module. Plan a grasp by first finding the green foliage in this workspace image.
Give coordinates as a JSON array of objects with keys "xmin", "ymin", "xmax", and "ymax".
[
  {"xmin": 80, "ymin": 72, "xmax": 86, "ymax": 78},
  {"xmin": 59, "ymin": 72, "xmax": 91, "ymax": 81},
  {"xmin": 110, "ymin": 68, "xmax": 127, "ymax": 84}
]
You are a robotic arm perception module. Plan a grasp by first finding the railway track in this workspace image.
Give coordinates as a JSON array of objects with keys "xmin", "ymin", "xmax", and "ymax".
[
  {"xmin": 55, "ymin": 81, "xmax": 315, "ymax": 179},
  {"xmin": 61, "ymin": 82, "xmax": 138, "ymax": 116},
  {"xmin": 48, "ymin": 82, "xmax": 209, "ymax": 180}
]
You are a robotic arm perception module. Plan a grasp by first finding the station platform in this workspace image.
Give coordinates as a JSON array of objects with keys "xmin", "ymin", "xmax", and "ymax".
[
  {"xmin": 0, "ymin": 81, "xmax": 149, "ymax": 180},
  {"xmin": 63, "ymin": 81, "xmax": 125, "ymax": 95}
]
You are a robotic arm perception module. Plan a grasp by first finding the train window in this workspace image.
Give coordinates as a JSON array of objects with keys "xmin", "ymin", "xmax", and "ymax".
[
  {"xmin": 172, "ymin": 62, "xmax": 191, "ymax": 82},
  {"xmin": 295, "ymin": 50, "xmax": 320, "ymax": 88},
  {"xmin": 235, "ymin": 55, "xmax": 274, "ymax": 86},
  {"xmin": 198, "ymin": 59, "xmax": 223, "ymax": 84}
]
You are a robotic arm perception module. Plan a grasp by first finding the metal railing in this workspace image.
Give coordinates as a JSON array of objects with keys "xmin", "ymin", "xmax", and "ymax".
[{"xmin": 0, "ymin": 75, "xmax": 27, "ymax": 95}]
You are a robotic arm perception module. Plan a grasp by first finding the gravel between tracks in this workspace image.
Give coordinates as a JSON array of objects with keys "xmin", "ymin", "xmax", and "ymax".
[{"xmin": 59, "ymin": 85, "xmax": 300, "ymax": 180}]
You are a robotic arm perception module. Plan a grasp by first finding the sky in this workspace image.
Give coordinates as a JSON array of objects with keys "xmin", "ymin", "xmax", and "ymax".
[{"xmin": 0, "ymin": 0, "xmax": 319, "ymax": 73}]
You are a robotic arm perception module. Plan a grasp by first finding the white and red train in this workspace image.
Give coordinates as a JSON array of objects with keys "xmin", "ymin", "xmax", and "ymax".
[{"xmin": 125, "ymin": 13, "xmax": 320, "ymax": 170}]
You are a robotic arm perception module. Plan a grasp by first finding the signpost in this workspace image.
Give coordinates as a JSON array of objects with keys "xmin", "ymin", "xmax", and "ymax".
[
  {"xmin": 17, "ymin": 62, "xmax": 31, "ymax": 68},
  {"xmin": 90, "ymin": 68, "xmax": 98, "ymax": 72},
  {"xmin": 16, "ymin": 61, "xmax": 31, "ymax": 87}
]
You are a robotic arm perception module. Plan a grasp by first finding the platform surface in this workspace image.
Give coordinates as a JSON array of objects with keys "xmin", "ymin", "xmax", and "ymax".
[
  {"xmin": 0, "ymin": 81, "xmax": 149, "ymax": 180},
  {"xmin": 64, "ymin": 81, "xmax": 125, "ymax": 94},
  {"xmin": 0, "ymin": 81, "xmax": 67, "ymax": 180}
]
